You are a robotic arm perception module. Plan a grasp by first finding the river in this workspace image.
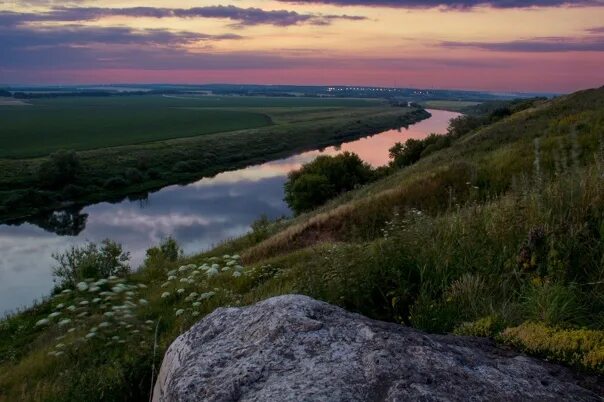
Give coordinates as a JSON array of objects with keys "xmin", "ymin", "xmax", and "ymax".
[{"xmin": 0, "ymin": 109, "xmax": 460, "ymax": 315}]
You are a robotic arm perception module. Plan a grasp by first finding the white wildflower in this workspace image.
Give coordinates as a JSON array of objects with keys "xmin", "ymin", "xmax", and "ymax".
[
  {"xmin": 76, "ymin": 282, "xmax": 89, "ymax": 291},
  {"xmin": 58, "ymin": 319, "xmax": 72, "ymax": 326},
  {"xmin": 161, "ymin": 292, "xmax": 170, "ymax": 298},
  {"xmin": 138, "ymin": 299, "xmax": 148, "ymax": 305},
  {"xmin": 35, "ymin": 318, "xmax": 50, "ymax": 326},
  {"xmin": 175, "ymin": 309, "xmax": 184, "ymax": 317}
]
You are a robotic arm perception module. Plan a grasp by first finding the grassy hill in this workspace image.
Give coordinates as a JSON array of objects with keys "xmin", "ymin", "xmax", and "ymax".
[{"xmin": 1, "ymin": 87, "xmax": 603, "ymax": 401}]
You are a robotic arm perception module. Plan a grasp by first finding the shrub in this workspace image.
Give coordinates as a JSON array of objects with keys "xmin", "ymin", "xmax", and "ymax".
[
  {"xmin": 500, "ymin": 322, "xmax": 604, "ymax": 374},
  {"xmin": 145, "ymin": 236, "xmax": 182, "ymax": 265},
  {"xmin": 37, "ymin": 150, "xmax": 81, "ymax": 189},
  {"xmin": 284, "ymin": 152, "xmax": 374, "ymax": 214},
  {"xmin": 103, "ymin": 176, "xmax": 128, "ymax": 188},
  {"xmin": 123, "ymin": 168, "xmax": 144, "ymax": 184},
  {"xmin": 52, "ymin": 240, "xmax": 130, "ymax": 287}
]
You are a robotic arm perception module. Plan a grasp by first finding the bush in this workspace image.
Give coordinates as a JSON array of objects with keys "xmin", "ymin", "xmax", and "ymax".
[
  {"xmin": 103, "ymin": 176, "xmax": 128, "ymax": 188},
  {"xmin": 284, "ymin": 152, "xmax": 374, "ymax": 214},
  {"xmin": 500, "ymin": 322, "xmax": 604, "ymax": 374},
  {"xmin": 52, "ymin": 240, "xmax": 130, "ymax": 287},
  {"xmin": 144, "ymin": 236, "xmax": 182, "ymax": 265},
  {"xmin": 123, "ymin": 168, "xmax": 144, "ymax": 184},
  {"xmin": 37, "ymin": 150, "xmax": 81, "ymax": 189},
  {"xmin": 521, "ymin": 282, "xmax": 588, "ymax": 327}
]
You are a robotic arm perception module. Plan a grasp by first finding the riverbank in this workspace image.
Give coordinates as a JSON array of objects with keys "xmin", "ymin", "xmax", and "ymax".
[{"xmin": 0, "ymin": 107, "xmax": 430, "ymax": 223}]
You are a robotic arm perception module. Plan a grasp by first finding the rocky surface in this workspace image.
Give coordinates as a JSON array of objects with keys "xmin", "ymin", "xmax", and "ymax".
[{"xmin": 153, "ymin": 295, "xmax": 601, "ymax": 402}]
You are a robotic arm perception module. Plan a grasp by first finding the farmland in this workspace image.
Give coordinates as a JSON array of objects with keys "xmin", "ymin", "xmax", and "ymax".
[
  {"xmin": 0, "ymin": 95, "xmax": 382, "ymax": 159},
  {"xmin": 0, "ymin": 95, "xmax": 427, "ymax": 222}
]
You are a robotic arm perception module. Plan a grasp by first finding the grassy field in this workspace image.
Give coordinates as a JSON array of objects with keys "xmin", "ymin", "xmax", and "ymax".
[
  {"xmin": 0, "ymin": 95, "xmax": 382, "ymax": 158},
  {"xmin": 0, "ymin": 95, "xmax": 424, "ymax": 223},
  {"xmin": 0, "ymin": 87, "xmax": 603, "ymax": 401},
  {"xmin": 421, "ymin": 100, "xmax": 481, "ymax": 111}
]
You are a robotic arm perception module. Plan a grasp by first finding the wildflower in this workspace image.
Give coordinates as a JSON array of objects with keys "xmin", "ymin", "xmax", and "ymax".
[
  {"xmin": 175, "ymin": 309, "xmax": 185, "ymax": 317},
  {"xmin": 61, "ymin": 289, "xmax": 72, "ymax": 294},
  {"xmin": 177, "ymin": 288, "xmax": 185, "ymax": 294},
  {"xmin": 118, "ymin": 340, "xmax": 126, "ymax": 344},
  {"xmin": 192, "ymin": 311, "xmax": 200, "ymax": 316},
  {"xmin": 232, "ymin": 254, "xmax": 240, "ymax": 260},
  {"xmin": 108, "ymin": 275, "xmax": 118, "ymax": 280},
  {"xmin": 49, "ymin": 312, "xmax": 61, "ymax": 318},
  {"xmin": 161, "ymin": 282, "xmax": 170, "ymax": 288},
  {"xmin": 222, "ymin": 254, "xmax": 230, "ymax": 259},
  {"xmin": 145, "ymin": 320, "xmax": 154, "ymax": 325},
  {"xmin": 112, "ymin": 336, "xmax": 120, "ymax": 341},
  {"xmin": 138, "ymin": 284, "xmax": 147, "ymax": 289},
  {"xmin": 88, "ymin": 286, "xmax": 101, "ymax": 292},
  {"xmin": 178, "ymin": 266, "xmax": 188, "ymax": 272},
  {"xmin": 79, "ymin": 301, "xmax": 89, "ymax": 306},
  {"xmin": 104, "ymin": 312, "xmax": 115, "ymax": 317},
  {"xmin": 206, "ymin": 268, "xmax": 219, "ymax": 278},
  {"xmin": 58, "ymin": 319, "xmax": 72, "ymax": 326},
  {"xmin": 56, "ymin": 343, "xmax": 65, "ymax": 349},
  {"xmin": 99, "ymin": 322, "xmax": 110, "ymax": 328},
  {"xmin": 189, "ymin": 292, "xmax": 198, "ymax": 298},
  {"xmin": 112, "ymin": 286, "xmax": 125, "ymax": 293},
  {"xmin": 179, "ymin": 278, "xmax": 188, "ymax": 283},
  {"xmin": 77, "ymin": 312, "xmax": 87, "ymax": 317},
  {"xmin": 68, "ymin": 328, "xmax": 76, "ymax": 333},
  {"xmin": 192, "ymin": 302, "xmax": 201, "ymax": 307},
  {"xmin": 35, "ymin": 319, "xmax": 50, "ymax": 326},
  {"xmin": 76, "ymin": 282, "xmax": 89, "ymax": 291},
  {"xmin": 139, "ymin": 299, "xmax": 148, "ymax": 305},
  {"xmin": 95, "ymin": 279, "xmax": 108, "ymax": 286},
  {"xmin": 161, "ymin": 292, "xmax": 170, "ymax": 298},
  {"xmin": 167, "ymin": 276, "xmax": 176, "ymax": 281},
  {"xmin": 232, "ymin": 271, "xmax": 241, "ymax": 278},
  {"xmin": 55, "ymin": 303, "xmax": 65, "ymax": 309},
  {"xmin": 67, "ymin": 305, "xmax": 76, "ymax": 312},
  {"xmin": 92, "ymin": 298, "xmax": 101, "ymax": 303},
  {"xmin": 132, "ymin": 329, "xmax": 140, "ymax": 334},
  {"xmin": 126, "ymin": 291, "xmax": 135, "ymax": 296},
  {"xmin": 85, "ymin": 332, "xmax": 96, "ymax": 339},
  {"xmin": 226, "ymin": 260, "xmax": 237, "ymax": 267}
]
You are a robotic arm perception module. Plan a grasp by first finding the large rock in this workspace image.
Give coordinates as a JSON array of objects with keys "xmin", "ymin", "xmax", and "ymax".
[{"xmin": 153, "ymin": 295, "xmax": 601, "ymax": 401}]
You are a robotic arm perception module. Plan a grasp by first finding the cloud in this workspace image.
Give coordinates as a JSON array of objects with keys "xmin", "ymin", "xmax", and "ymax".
[
  {"xmin": 277, "ymin": 0, "xmax": 603, "ymax": 9},
  {"xmin": 441, "ymin": 35, "xmax": 604, "ymax": 52},
  {"xmin": 1, "ymin": 6, "xmax": 366, "ymax": 27}
]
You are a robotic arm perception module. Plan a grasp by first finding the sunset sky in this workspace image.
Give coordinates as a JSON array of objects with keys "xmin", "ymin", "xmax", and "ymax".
[{"xmin": 1, "ymin": 0, "xmax": 603, "ymax": 92}]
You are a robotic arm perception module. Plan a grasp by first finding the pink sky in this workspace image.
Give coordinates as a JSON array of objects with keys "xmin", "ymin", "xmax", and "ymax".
[{"xmin": 1, "ymin": 1, "xmax": 603, "ymax": 92}]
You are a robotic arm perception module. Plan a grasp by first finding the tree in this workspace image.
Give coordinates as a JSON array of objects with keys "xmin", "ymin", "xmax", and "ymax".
[
  {"xmin": 389, "ymin": 138, "xmax": 426, "ymax": 168},
  {"xmin": 38, "ymin": 150, "xmax": 82, "ymax": 188},
  {"xmin": 284, "ymin": 152, "xmax": 374, "ymax": 214},
  {"xmin": 52, "ymin": 240, "xmax": 130, "ymax": 287}
]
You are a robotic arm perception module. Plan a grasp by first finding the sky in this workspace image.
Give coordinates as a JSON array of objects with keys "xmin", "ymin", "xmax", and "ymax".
[{"xmin": 0, "ymin": 0, "xmax": 603, "ymax": 92}]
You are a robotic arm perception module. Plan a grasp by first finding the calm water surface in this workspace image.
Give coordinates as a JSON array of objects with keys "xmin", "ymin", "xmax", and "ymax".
[{"xmin": 0, "ymin": 110, "xmax": 459, "ymax": 314}]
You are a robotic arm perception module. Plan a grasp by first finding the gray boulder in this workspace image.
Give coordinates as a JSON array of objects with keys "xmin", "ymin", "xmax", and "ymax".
[{"xmin": 153, "ymin": 295, "xmax": 601, "ymax": 401}]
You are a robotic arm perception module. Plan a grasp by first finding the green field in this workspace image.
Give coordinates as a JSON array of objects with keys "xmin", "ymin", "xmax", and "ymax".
[
  {"xmin": 0, "ymin": 95, "xmax": 421, "ymax": 222},
  {"xmin": 0, "ymin": 95, "xmax": 382, "ymax": 158},
  {"xmin": 421, "ymin": 100, "xmax": 481, "ymax": 111}
]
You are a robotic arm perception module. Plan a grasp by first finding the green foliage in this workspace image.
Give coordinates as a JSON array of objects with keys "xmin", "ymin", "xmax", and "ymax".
[
  {"xmin": 145, "ymin": 237, "xmax": 182, "ymax": 266},
  {"xmin": 454, "ymin": 316, "xmax": 504, "ymax": 338},
  {"xmin": 37, "ymin": 150, "xmax": 81, "ymax": 188},
  {"xmin": 500, "ymin": 322, "xmax": 604, "ymax": 374},
  {"xmin": 284, "ymin": 152, "xmax": 374, "ymax": 214},
  {"xmin": 52, "ymin": 240, "xmax": 130, "ymax": 288}
]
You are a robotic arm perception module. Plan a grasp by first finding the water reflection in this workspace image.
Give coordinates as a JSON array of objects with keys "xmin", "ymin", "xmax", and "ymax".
[{"xmin": 0, "ymin": 110, "xmax": 459, "ymax": 314}]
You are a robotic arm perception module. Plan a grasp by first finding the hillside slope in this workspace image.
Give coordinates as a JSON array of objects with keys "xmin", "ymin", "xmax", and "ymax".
[{"xmin": 1, "ymin": 87, "xmax": 603, "ymax": 401}]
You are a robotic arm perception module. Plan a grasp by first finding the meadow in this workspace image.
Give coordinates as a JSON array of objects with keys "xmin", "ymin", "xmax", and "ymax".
[
  {"xmin": 0, "ymin": 95, "xmax": 423, "ymax": 223},
  {"xmin": 0, "ymin": 95, "xmax": 382, "ymax": 159},
  {"xmin": 1, "ymin": 87, "xmax": 603, "ymax": 401}
]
